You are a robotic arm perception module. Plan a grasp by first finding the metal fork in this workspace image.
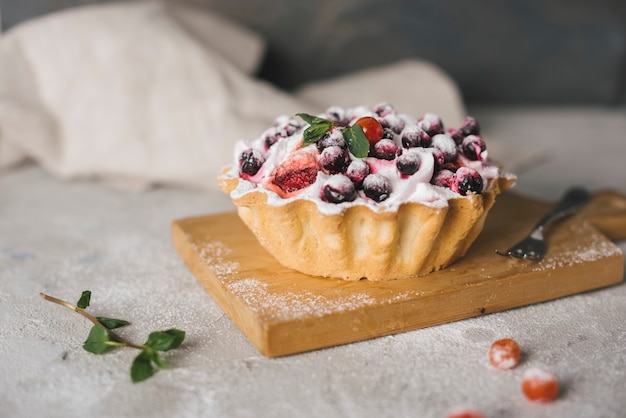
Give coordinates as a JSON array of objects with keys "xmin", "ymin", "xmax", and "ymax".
[{"xmin": 496, "ymin": 187, "xmax": 591, "ymax": 260}]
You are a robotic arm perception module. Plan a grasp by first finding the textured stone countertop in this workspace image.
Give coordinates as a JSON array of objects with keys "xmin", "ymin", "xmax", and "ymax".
[{"xmin": 1, "ymin": 106, "xmax": 625, "ymax": 417}]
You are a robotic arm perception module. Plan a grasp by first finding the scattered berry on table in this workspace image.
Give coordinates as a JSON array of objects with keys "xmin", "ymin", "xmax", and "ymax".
[
  {"xmin": 320, "ymin": 146, "xmax": 350, "ymax": 174},
  {"xmin": 460, "ymin": 116, "xmax": 480, "ymax": 136},
  {"xmin": 461, "ymin": 135, "xmax": 487, "ymax": 161},
  {"xmin": 371, "ymin": 138, "xmax": 399, "ymax": 160},
  {"xmin": 489, "ymin": 338, "xmax": 521, "ymax": 370},
  {"xmin": 346, "ymin": 159, "xmax": 370, "ymax": 188},
  {"xmin": 454, "ymin": 167, "xmax": 483, "ymax": 195},
  {"xmin": 521, "ymin": 368, "xmax": 559, "ymax": 402},
  {"xmin": 445, "ymin": 406, "xmax": 486, "ymax": 418},
  {"xmin": 322, "ymin": 174, "xmax": 357, "ymax": 203},
  {"xmin": 363, "ymin": 174, "xmax": 392, "ymax": 202},
  {"xmin": 239, "ymin": 148, "xmax": 265, "ymax": 176},
  {"xmin": 396, "ymin": 152, "xmax": 421, "ymax": 176},
  {"xmin": 355, "ymin": 116, "xmax": 384, "ymax": 145}
]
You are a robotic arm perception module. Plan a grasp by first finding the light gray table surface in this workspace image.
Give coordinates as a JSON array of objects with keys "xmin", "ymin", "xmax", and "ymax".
[{"xmin": 1, "ymin": 106, "xmax": 625, "ymax": 418}]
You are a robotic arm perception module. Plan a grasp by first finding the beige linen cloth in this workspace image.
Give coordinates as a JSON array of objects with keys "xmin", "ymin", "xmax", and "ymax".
[{"xmin": 0, "ymin": 1, "xmax": 466, "ymax": 190}]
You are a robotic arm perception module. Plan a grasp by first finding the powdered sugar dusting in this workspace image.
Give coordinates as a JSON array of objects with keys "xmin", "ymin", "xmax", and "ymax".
[
  {"xmin": 193, "ymin": 239, "xmax": 240, "ymax": 279},
  {"xmin": 532, "ymin": 223, "xmax": 623, "ymax": 271}
]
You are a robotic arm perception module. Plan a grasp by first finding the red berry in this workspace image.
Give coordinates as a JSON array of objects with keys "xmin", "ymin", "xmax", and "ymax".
[
  {"xmin": 355, "ymin": 116, "xmax": 384, "ymax": 145},
  {"xmin": 489, "ymin": 338, "xmax": 521, "ymax": 370},
  {"xmin": 521, "ymin": 368, "xmax": 559, "ymax": 402},
  {"xmin": 445, "ymin": 406, "xmax": 485, "ymax": 418},
  {"xmin": 271, "ymin": 151, "xmax": 319, "ymax": 194}
]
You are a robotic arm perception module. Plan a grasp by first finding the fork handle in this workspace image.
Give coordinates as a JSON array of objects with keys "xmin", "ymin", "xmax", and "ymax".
[{"xmin": 532, "ymin": 187, "xmax": 592, "ymax": 233}]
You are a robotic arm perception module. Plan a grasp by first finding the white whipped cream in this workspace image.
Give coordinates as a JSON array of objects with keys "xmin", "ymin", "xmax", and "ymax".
[{"xmin": 222, "ymin": 105, "xmax": 504, "ymax": 215}]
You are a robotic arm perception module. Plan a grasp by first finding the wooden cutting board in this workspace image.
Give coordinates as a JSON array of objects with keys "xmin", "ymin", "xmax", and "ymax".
[{"xmin": 172, "ymin": 190, "xmax": 626, "ymax": 357}]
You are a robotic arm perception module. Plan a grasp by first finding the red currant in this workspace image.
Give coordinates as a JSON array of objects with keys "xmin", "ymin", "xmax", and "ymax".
[
  {"xmin": 521, "ymin": 368, "xmax": 559, "ymax": 402},
  {"xmin": 489, "ymin": 338, "xmax": 521, "ymax": 370},
  {"xmin": 355, "ymin": 116, "xmax": 384, "ymax": 145}
]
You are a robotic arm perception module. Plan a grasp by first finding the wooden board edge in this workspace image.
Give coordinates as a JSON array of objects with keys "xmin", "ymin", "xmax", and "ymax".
[
  {"xmin": 171, "ymin": 220, "xmax": 272, "ymax": 356},
  {"xmin": 261, "ymin": 253, "xmax": 624, "ymax": 357}
]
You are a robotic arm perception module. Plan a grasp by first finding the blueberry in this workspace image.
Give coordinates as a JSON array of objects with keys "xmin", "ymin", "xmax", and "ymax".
[
  {"xmin": 373, "ymin": 102, "xmax": 396, "ymax": 117},
  {"xmin": 382, "ymin": 127, "xmax": 395, "ymax": 140},
  {"xmin": 371, "ymin": 139, "xmax": 399, "ymax": 160},
  {"xmin": 460, "ymin": 116, "xmax": 480, "ymax": 136},
  {"xmin": 345, "ymin": 159, "xmax": 370, "ymax": 188},
  {"xmin": 418, "ymin": 113, "xmax": 444, "ymax": 136},
  {"xmin": 461, "ymin": 135, "xmax": 486, "ymax": 161},
  {"xmin": 317, "ymin": 128, "xmax": 347, "ymax": 151},
  {"xmin": 322, "ymin": 175, "xmax": 357, "ymax": 203},
  {"xmin": 454, "ymin": 167, "xmax": 483, "ymax": 195},
  {"xmin": 381, "ymin": 114, "xmax": 405, "ymax": 134},
  {"xmin": 446, "ymin": 128, "xmax": 464, "ymax": 145},
  {"xmin": 319, "ymin": 145, "xmax": 350, "ymax": 174},
  {"xmin": 325, "ymin": 106, "xmax": 348, "ymax": 124},
  {"xmin": 431, "ymin": 133, "xmax": 457, "ymax": 162},
  {"xmin": 431, "ymin": 169, "xmax": 456, "ymax": 189},
  {"xmin": 396, "ymin": 152, "xmax": 421, "ymax": 176},
  {"xmin": 363, "ymin": 174, "xmax": 392, "ymax": 202},
  {"xmin": 401, "ymin": 126, "xmax": 431, "ymax": 148},
  {"xmin": 239, "ymin": 148, "xmax": 265, "ymax": 176},
  {"xmin": 263, "ymin": 127, "xmax": 283, "ymax": 149}
]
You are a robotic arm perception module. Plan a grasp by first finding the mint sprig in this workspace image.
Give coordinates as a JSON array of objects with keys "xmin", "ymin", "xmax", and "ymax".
[
  {"xmin": 296, "ymin": 113, "xmax": 370, "ymax": 158},
  {"xmin": 40, "ymin": 291, "xmax": 186, "ymax": 383}
]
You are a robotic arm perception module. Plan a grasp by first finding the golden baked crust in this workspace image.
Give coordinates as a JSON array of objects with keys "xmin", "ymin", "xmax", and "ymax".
[{"xmin": 219, "ymin": 173, "xmax": 515, "ymax": 281}]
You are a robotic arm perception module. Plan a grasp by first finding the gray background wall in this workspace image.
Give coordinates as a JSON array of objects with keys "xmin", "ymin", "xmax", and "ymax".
[{"xmin": 1, "ymin": 0, "xmax": 625, "ymax": 105}]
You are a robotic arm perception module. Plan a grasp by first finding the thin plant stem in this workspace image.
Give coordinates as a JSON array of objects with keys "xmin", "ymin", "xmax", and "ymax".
[{"xmin": 40, "ymin": 292, "xmax": 145, "ymax": 350}]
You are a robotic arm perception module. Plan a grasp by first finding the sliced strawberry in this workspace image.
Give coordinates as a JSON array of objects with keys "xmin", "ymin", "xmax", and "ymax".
[{"xmin": 271, "ymin": 151, "xmax": 319, "ymax": 195}]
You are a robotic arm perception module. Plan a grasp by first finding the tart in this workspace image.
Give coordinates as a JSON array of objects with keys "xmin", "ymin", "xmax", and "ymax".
[{"xmin": 219, "ymin": 104, "xmax": 515, "ymax": 281}]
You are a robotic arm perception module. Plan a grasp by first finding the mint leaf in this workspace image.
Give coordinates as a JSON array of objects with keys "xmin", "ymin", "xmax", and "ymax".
[
  {"xmin": 76, "ymin": 290, "xmax": 91, "ymax": 309},
  {"xmin": 83, "ymin": 325, "xmax": 114, "ymax": 354},
  {"xmin": 296, "ymin": 113, "xmax": 331, "ymax": 125},
  {"xmin": 150, "ymin": 351, "xmax": 168, "ymax": 369},
  {"xmin": 97, "ymin": 317, "xmax": 131, "ymax": 330},
  {"xmin": 145, "ymin": 329, "xmax": 186, "ymax": 352},
  {"xmin": 343, "ymin": 125, "xmax": 370, "ymax": 158},
  {"xmin": 131, "ymin": 350, "xmax": 155, "ymax": 383},
  {"xmin": 302, "ymin": 122, "xmax": 333, "ymax": 146}
]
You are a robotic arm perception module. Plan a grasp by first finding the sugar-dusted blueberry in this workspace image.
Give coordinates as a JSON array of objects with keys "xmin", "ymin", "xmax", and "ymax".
[
  {"xmin": 401, "ymin": 125, "xmax": 431, "ymax": 148},
  {"xmin": 382, "ymin": 127, "xmax": 395, "ymax": 140},
  {"xmin": 381, "ymin": 114, "xmax": 406, "ymax": 134},
  {"xmin": 322, "ymin": 174, "xmax": 357, "ymax": 203},
  {"xmin": 418, "ymin": 112, "xmax": 444, "ymax": 136},
  {"xmin": 317, "ymin": 128, "xmax": 347, "ymax": 151},
  {"xmin": 373, "ymin": 102, "xmax": 396, "ymax": 117},
  {"xmin": 460, "ymin": 116, "xmax": 480, "ymax": 136},
  {"xmin": 274, "ymin": 115, "xmax": 302, "ymax": 135},
  {"xmin": 446, "ymin": 127, "xmax": 464, "ymax": 145},
  {"xmin": 431, "ymin": 133, "xmax": 457, "ymax": 162},
  {"xmin": 371, "ymin": 138, "xmax": 399, "ymax": 160},
  {"xmin": 432, "ymin": 169, "xmax": 456, "ymax": 189},
  {"xmin": 325, "ymin": 106, "xmax": 348, "ymax": 124},
  {"xmin": 320, "ymin": 145, "xmax": 350, "ymax": 174},
  {"xmin": 239, "ymin": 148, "xmax": 265, "ymax": 176},
  {"xmin": 263, "ymin": 127, "xmax": 283, "ymax": 149},
  {"xmin": 430, "ymin": 148, "xmax": 446, "ymax": 170},
  {"xmin": 345, "ymin": 159, "xmax": 370, "ymax": 188},
  {"xmin": 461, "ymin": 135, "xmax": 486, "ymax": 161},
  {"xmin": 396, "ymin": 152, "xmax": 421, "ymax": 176},
  {"xmin": 454, "ymin": 167, "xmax": 483, "ymax": 195},
  {"xmin": 363, "ymin": 174, "xmax": 392, "ymax": 202}
]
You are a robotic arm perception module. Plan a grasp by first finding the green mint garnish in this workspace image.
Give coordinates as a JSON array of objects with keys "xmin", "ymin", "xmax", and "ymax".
[
  {"xmin": 40, "ymin": 291, "xmax": 186, "ymax": 383},
  {"xmin": 296, "ymin": 113, "xmax": 370, "ymax": 158}
]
